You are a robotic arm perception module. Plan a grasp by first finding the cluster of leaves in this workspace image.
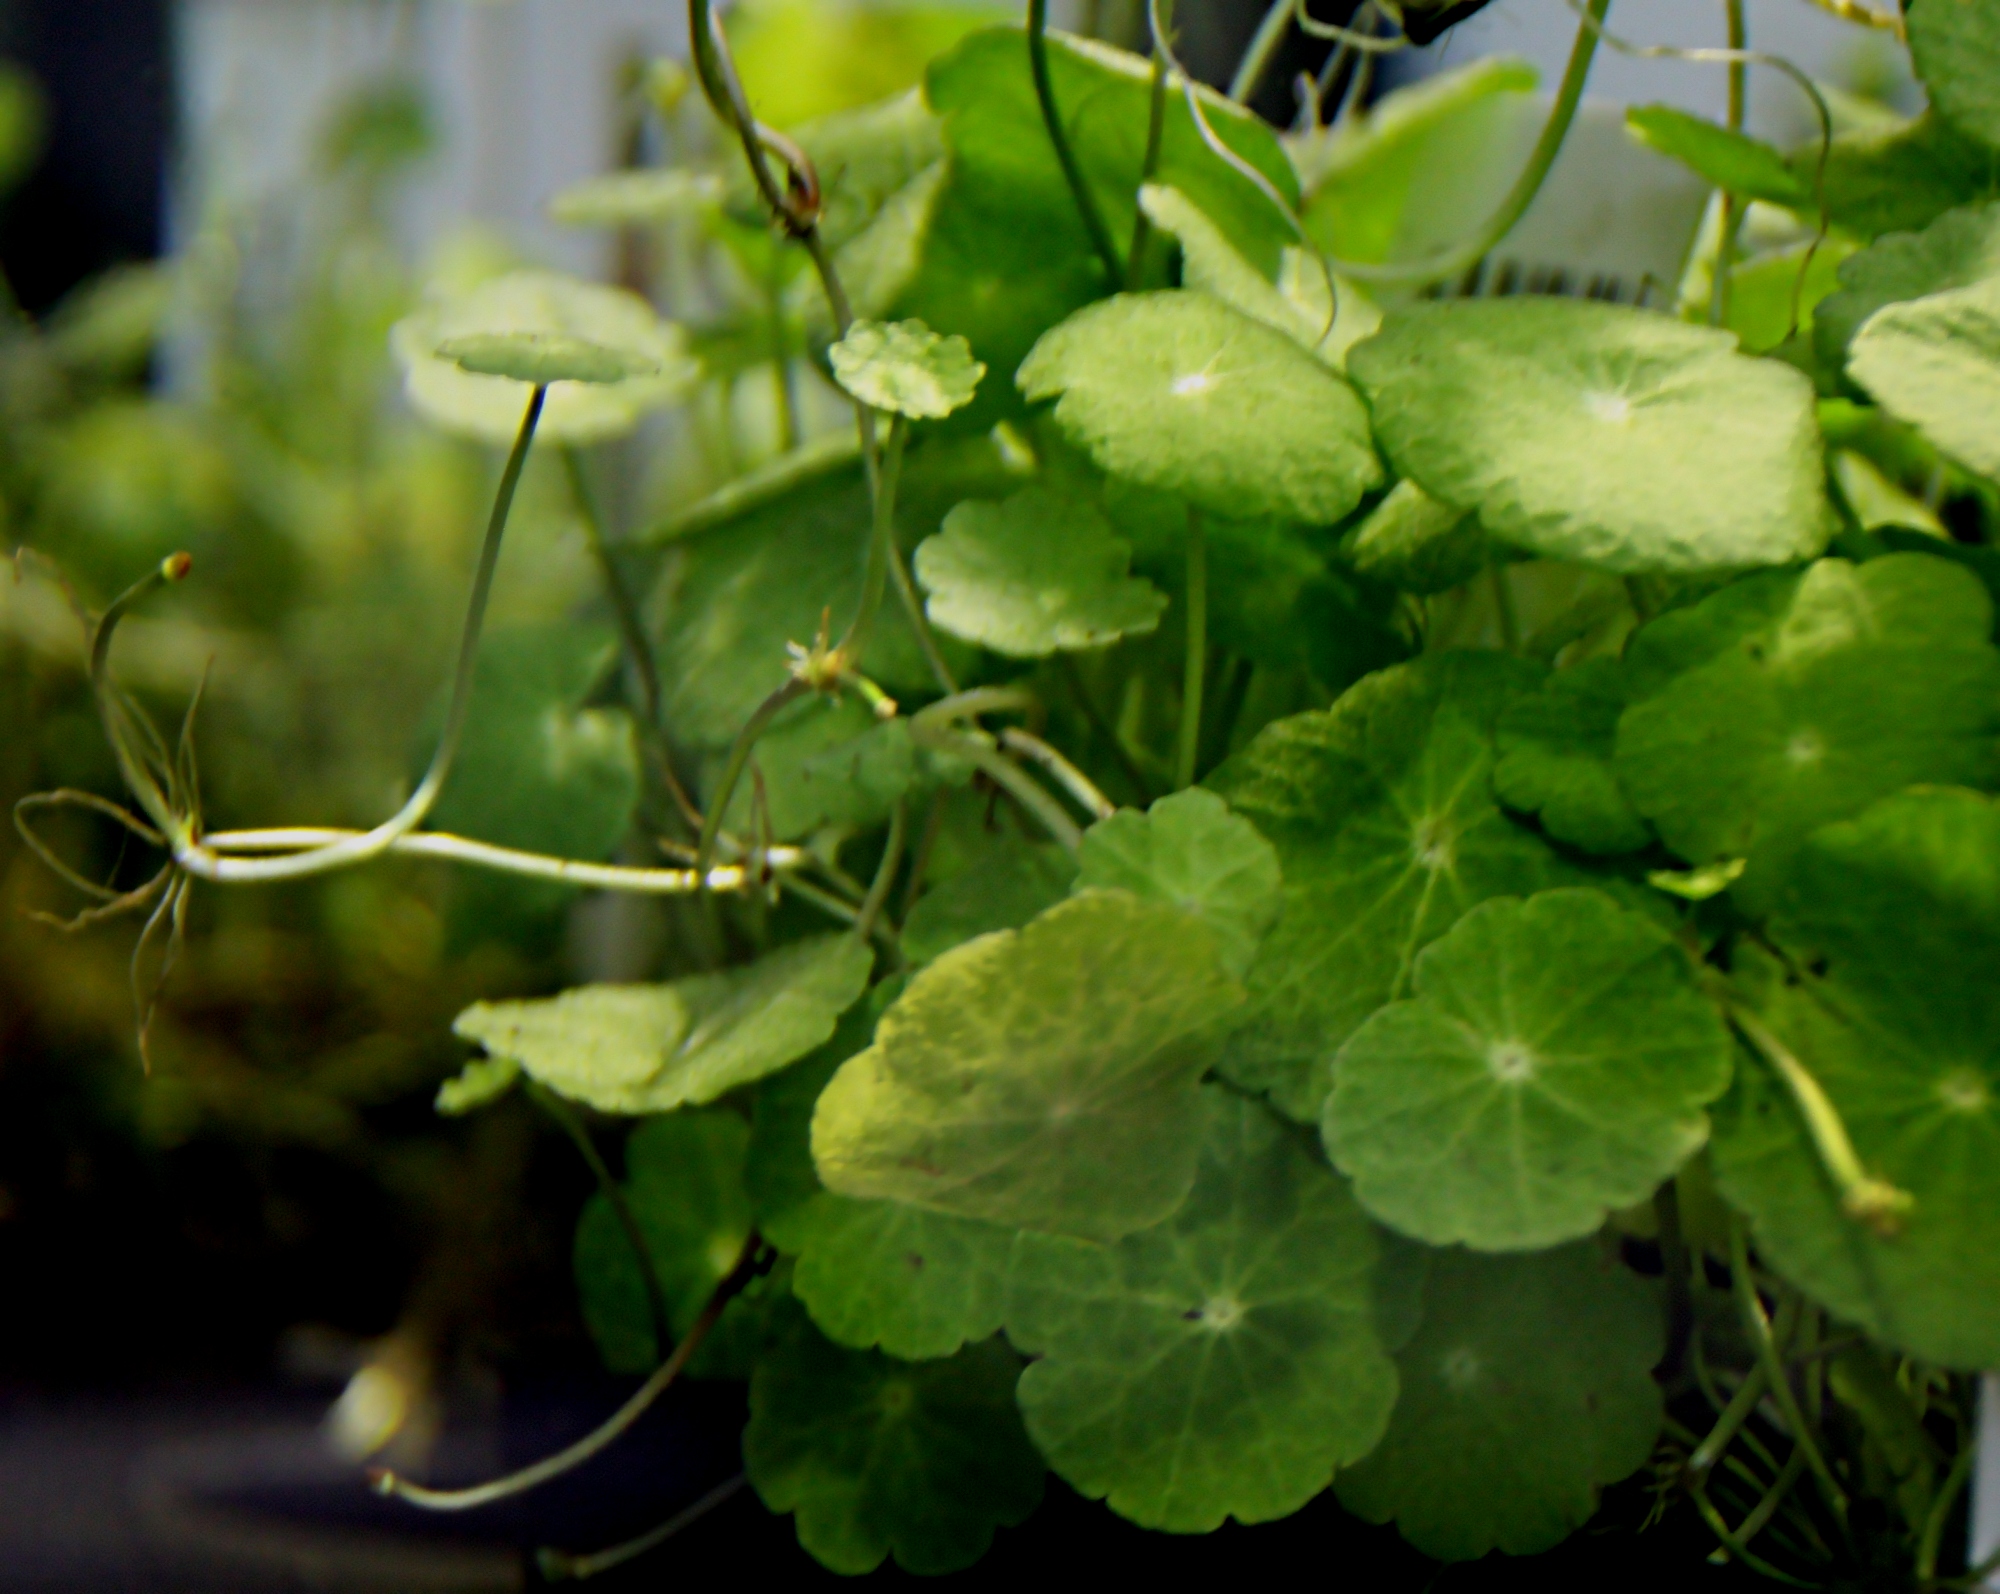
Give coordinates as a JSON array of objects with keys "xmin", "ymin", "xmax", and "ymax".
[{"xmin": 41, "ymin": 0, "xmax": 2000, "ymax": 1584}]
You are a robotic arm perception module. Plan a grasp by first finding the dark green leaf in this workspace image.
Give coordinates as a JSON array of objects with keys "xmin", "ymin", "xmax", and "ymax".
[{"xmin": 1495, "ymin": 658, "xmax": 1651, "ymax": 855}]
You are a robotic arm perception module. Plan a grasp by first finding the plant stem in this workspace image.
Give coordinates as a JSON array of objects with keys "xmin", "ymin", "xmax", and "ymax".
[
  {"xmin": 855, "ymin": 798, "xmax": 908, "ymax": 942},
  {"xmin": 1709, "ymin": 0, "xmax": 1748, "ymax": 328},
  {"xmin": 694, "ymin": 678, "xmax": 809, "ymax": 886},
  {"xmin": 1228, "ymin": 0, "xmax": 1293, "ymax": 104},
  {"xmin": 999, "ymin": 727, "xmax": 1116, "ymax": 821},
  {"xmin": 1730, "ymin": 1004, "xmax": 1913, "ymax": 1234},
  {"xmin": 910, "ymin": 684, "xmax": 1038, "ymax": 734},
  {"xmin": 1489, "ymin": 556, "xmax": 1521, "ymax": 654},
  {"xmin": 1127, "ymin": 0, "xmax": 1173, "ymax": 290},
  {"xmin": 1058, "ymin": 653, "xmax": 1155, "ymax": 803},
  {"xmin": 538, "ymin": 1474, "xmax": 748, "ymax": 1582},
  {"xmin": 1655, "ymin": 1178, "xmax": 1694, "ymax": 1380},
  {"xmin": 843, "ymin": 413, "xmax": 907, "ymax": 659},
  {"xmin": 1334, "ymin": 0, "xmax": 1611, "ymax": 286},
  {"xmin": 373, "ymin": 1235, "xmax": 765, "ymax": 1511},
  {"xmin": 1690, "ymin": 1360, "xmax": 1769, "ymax": 1477},
  {"xmin": 1916, "ymin": 1430, "xmax": 1977, "ymax": 1582},
  {"xmin": 529, "ymin": 1082, "xmax": 672, "ymax": 1367},
  {"xmin": 912, "ymin": 723, "xmax": 1083, "ymax": 853},
  {"xmin": 1728, "ymin": 1217, "xmax": 1853, "ymax": 1531},
  {"xmin": 1027, "ymin": 0, "xmax": 1121, "ymax": 285},
  {"xmin": 1176, "ymin": 507, "xmax": 1207, "ymax": 790},
  {"xmin": 201, "ymin": 825, "xmax": 800, "ymax": 893},
  {"xmin": 171, "ymin": 387, "xmax": 548, "ymax": 884}
]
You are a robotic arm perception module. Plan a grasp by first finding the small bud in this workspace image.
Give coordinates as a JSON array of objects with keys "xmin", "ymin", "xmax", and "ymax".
[
  {"xmin": 162, "ymin": 552, "xmax": 194, "ymax": 583},
  {"xmin": 1842, "ymin": 1177, "xmax": 1915, "ymax": 1238}
]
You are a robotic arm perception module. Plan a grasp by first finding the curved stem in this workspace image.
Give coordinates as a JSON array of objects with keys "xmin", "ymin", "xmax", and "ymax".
[
  {"xmin": 1176, "ymin": 507, "xmax": 1207, "ymax": 790},
  {"xmin": 194, "ymin": 826, "xmax": 798, "ymax": 893},
  {"xmin": 1127, "ymin": 1, "xmax": 1174, "ymax": 290},
  {"xmin": 1916, "ymin": 1433, "xmax": 1977, "ymax": 1584},
  {"xmin": 530, "ymin": 1083, "xmax": 673, "ymax": 1367},
  {"xmin": 1730, "ymin": 1004, "xmax": 1913, "ymax": 1235},
  {"xmin": 1028, "ymin": 0, "xmax": 1121, "ymax": 285},
  {"xmin": 374, "ymin": 1235, "xmax": 765, "ymax": 1513},
  {"xmin": 886, "ymin": 535, "xmax": 958, "ymax": 694},
  {"xmin": 911, "ymin": 723, "xmax": 1083, "ymax": 853},
  {"xmin": 1228, "ymin": 0, "xmax": 1293, "ymax": 104},
  {"xmin": 1000, "ymin": 728, "xmax": 1116, "ymax": 821},
  {"xmin": 854, "ymin": 798, "xmax": 908, "ymax": 943},
  {"xmin": 169, "ymin": 386, "xmax": 548, "ymax": 884},
  {"xmin": 842, "ymin": 414, "xmax": 907, "ymax": 660},
  {"xmin": 694, "ymin": 678, "xmax": 810, "ymax": 886},
  {"xmin": 911, "ymin": 685, "xmax": 1038, "ymax": 733},
  {"xmin": 538, "ymin": 1474, "xmax": 747, "ymax": 1582}
]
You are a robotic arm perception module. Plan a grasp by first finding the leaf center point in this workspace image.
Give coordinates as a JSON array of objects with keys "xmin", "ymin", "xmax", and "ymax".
[
  {"xmin": 1189, "ymin": 1294, "xmax": 1246, "ymax": 1332},
  {"xmin": 1440, "ymin": 1345, "xmax": 1483, "ymax": 1391},
  {"xmin": 1486, "ymin": 1039, "xmax": 1539, "ymax": 1084},
  {"xmin": 1937, "ymin": 1067, "xmax": 1991, "ymax": 1114},
  {"xmin": 1410, "ymin": 815, "xmax": 1456, "ymax": 872},
  {"xmin": 1583, "ymin": 390, "xmax": 1633, "ymax": 426}
]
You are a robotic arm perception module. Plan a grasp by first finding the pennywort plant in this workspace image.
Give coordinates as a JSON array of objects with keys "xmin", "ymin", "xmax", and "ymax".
[{"xmin": 22, "ymin": 0, "xmax": 2000, "ymax": 1583}]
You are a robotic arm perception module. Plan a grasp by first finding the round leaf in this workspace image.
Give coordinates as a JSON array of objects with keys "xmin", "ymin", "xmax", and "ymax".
[
  {"xmin": 1074, "ymin": 789, "xmax": 1281, "ymax": 980},
  {"xmin": 454, "ymin": 934, "xmax": 873, "ymax": 1115},
  {"xmin": 745, "ymin": 1307, "xmax": 1044, "ymax": 1575},
  {"xmin": 1849, "ymin": 272, "xmax": 2000, "ymax": 476},
  {"xmin": 1348, "ymin": 297, "xmax": 1828, "ymax": 573},
  {"xmin": 1206, "ymin": 651, "xmax": 1593, "ymax": 1123},
  {"xmin": 1008, "ymin": 1087, "xmax": 1399, "ymax": 1533},
  {"xmin": 1711, "ymin": 788, "xmax": 2000, "ymax": 1368},
  {"xmin": 828, "ymin": 317, "xmax": 984, "ymax": 419},
  {"xmin": 914, "ymin": 487, "xmax": 1166, "ymax": 656},
  {"xmin": 1334, "ymin": 1244, "xmax": 1663, "ymax": 1561},
  {"xmin": 1495, "ymin": 658, "xmax": 1651, "ymax": 855},
  {"xmin": 1327, "ymin": 888, "xmax": 1733, "ymax": 1250},
  {"xmin": 1017, "ymin": 290, "xmax": 1384, "ymax": 525},
  {"xmin": 436, "ymin": 330, "xmax": 660, "ymax": 386},
  {"xmin": 1615, "ymin": 554, "xmax": 2000, "ymax": 901},
  {"xmin": 811, "ymin": 890, "xmax": 1244, "ymax": 1240},
  {"xmin": 1910, "ymin": 0, "xmax": 2000, "ymax": 154},
  {"xmin": 1815, "ymin": 199, "xmax": 2000, "ymax": 374},
  {"xmin": 391, "ymin": 269, "xmax": 695, "ymax": 443}
]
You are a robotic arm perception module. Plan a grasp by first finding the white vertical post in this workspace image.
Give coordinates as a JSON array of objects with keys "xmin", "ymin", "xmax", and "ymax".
[{"xmin": 1973, "ymin": 1376, "xmax": 2000, "ymax": 1588}]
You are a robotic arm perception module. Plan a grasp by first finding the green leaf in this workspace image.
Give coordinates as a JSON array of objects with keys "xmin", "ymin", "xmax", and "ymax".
[
  {"xmin": 785, "ymin": 1195, "xmax": 1017, "ymax": 1360},
  {"xmin": 913, "ymin": 487, "xmax": 1166, "ymax": 656},
  {"xmin": 711, "ymin": 694, "xmax": 914, "ymax": 841},
  {"xmin": 1626, "ymin": 105, "xmax": 1810, "ymax": 209},
  {"xmin": 744, "ymin": 1306, "xmax": 1044, "ymax": 1575},
  {"xmin": 1791, "ymin": 111, "xmax": 2000, "ymax": 242},
  {"xmin": 1338, "ymin": 479, "xmax": 1487, "ymax": 597},
  {"xmin": 1327, "ymin": 888, "xmax": 1733, "ymax": 1249},
  {"xmin": 1074, "ymin": 789, "xmax": 1281, "ymax": 980},
  {"xmin": 1615, "ymin": 555, "xmax": 2000, "ymax": 900},
  {"xmin": 1206, "ymin": 651, "xmax": 1591, "ymax": 1123},
  {"xmin": 1020, "ymin": 291, "xmax": 1383, "ymax": 525},
  {"xmin": 1815, "ymin": 200, "xmax": 2000, "ymax": 375},
  {"xmin": 390, "ymin": 269, "xmax": 696, "ymax": 443},
  {"xmin": 829, "ymin": 317, "xmax": 985, "ymax": 418},
  {"xmin": 1850, "ymin": 272, "xmax": 2000, "ymax": 477},
  {"xmin": 728, "ymin": 0, "xmax": 1003, "ymax": 129},
  {"xmin": 434, "ymin": 1055, "xmax": 520, "ymax": 1116},
  {"xmin": 1711, "ymin": 788, "xmax": 2000, "ymax": 1367},
  {"xmin": 573, "ymin": 1109, "xmax": 753, "ymax": 1372},
  {"xmin": 1495, "ymin": 659, "xmax": 1651, "ymax": 855},
  {"xmin": 426, "ymin": 625, "xmax": 639, "ymax": 925},
  {"xmin": 1137, "ymin": 183, "xmax": 1381, "ymax": 369},
  {"xmin": 1349, "ymin": 298, "xmax": 1828, "ymax": 574},
  {"xmin": 551, "ymin": 167, "xmax": 723, "ymax": 228},
  {"xmin": 436, "ymin": 331, "xmax": 661, "ymax": 386},
  {"xmin": 900, "ymin": 832, "xmax": 1076, "ymax": 966},
  {"xmin": 453, "ymin": 934, "xmax": 874, "ymax": 1114},
  {"xmin": 1335, "ymin": 1244, "xmax": 1663, "ymax": 1561},
  {"xmin": 1007, "ymin": 1087, "xmax": 1398, "ymax": 1533},
  {"xmin": 812, "ymin": 890, "xmax": 1244, "ymax": 1240},
  {"xmin": 1297, "ymin": 56, "xmax": 1540, "ymax": 267},
  {"xmin": 1910, "ymin": 0, "xmax": 2000, "ymax": 154}
]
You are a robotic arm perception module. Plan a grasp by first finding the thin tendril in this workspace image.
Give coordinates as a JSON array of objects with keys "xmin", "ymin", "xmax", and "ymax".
[
  {"xmin": 1027, "ymin": 0, "xmax": 1122, "ymax": 283},
  {"xmin": 1291, "ymin": 0, "xmax": 1408, "ymax": 51},
  {"xmin": 537, "ymin": 1474, "xmax": 748, "ymax": 1581}
]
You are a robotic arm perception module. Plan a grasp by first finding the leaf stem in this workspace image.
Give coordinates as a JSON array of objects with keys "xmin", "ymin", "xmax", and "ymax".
[
  {"xmin": 537, "ymin": 1474, "xmax": 748, "ymax": 1582},
  {"xmin": 694, "ymin": 677, "xmax": 810, "ymax": 887},
  {"xmin": 528, "ymin": 1081, "xmax": 673, "ymax": 1368},
  {"xmin": 1027, "ymin": 0, "xmax": 1121, "ymax": 285},
  {"xmin": 1729, "ymin": 1004, "xmax": 1913, "ymax": 1235},
  {"xmin": 373, "ymin": 1234, "xmax": 766, "ymax": 1512},
  {"xmin": 169, "ymin": 386, "xmax": 549, "ymax": 885},
  {"xmin": 1228, "ymin": 0, "xmax": 1293, "ymax": 104},
  {"xmin": 1916, "ymin": 1432, "xmax": 1977, "ymax": 1584},
  {"xmin": 1654, "ymin": 1178, "xmax": 1694, "ymax": 1381},
  {"xmin": 1000, "ymin": 727, "xmax": 1116, "ymax": 821},
  {"xmin": 855, "ymin": 797, "xmax": 908, "ymax": 943},
  {"xmin": 1489, "ymin": 556, "xmax": 1521, "ymax": 655},
  {"xmin": 1126, "ymin": 0, "xmax": 1174, "ymax": 290},
  {"xmin": 1176, "ymin": 506, "xmax": 1207, "ymax": 790},
  {"xmin": 1708, "ymin": 0, "xmax": 1748, "ymax": 328},
  {"xmin": 1728, "ymin": 1216, "xmax": 1852, "ymax": 1531},
  {"xmin": 843, "ymin": 414, "xmax": 908, "ymax": 661},
  {"xmin": 911, "ymin": 723, "xmax": 1083, "ymax": 853}
]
